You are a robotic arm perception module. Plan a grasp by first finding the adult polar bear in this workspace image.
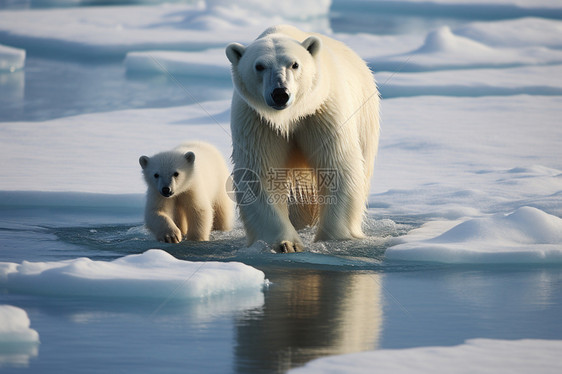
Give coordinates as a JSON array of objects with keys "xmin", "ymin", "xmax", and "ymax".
[{"xmin": 226, "ymin": 25, "xmax": 380, "ymax": 253}]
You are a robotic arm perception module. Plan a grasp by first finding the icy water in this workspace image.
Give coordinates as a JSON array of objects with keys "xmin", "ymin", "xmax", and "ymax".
[
  {"xmin": 1, "ymin": 193, "xmax": 561, "ymax": 374},
  {"xmin": 1, "ymin": 1, "xmax": 562, "ymax": 373}
]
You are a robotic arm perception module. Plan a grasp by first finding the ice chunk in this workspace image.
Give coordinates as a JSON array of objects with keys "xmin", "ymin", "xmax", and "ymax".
[
  {"xmin": 0, "ymin": 305, "xmax": 39, "ymax": 344},
  {"xmin": 386, "ymin": 207, "xmax": 562, "ymax": 263},
  {"xmin": 0, "ymin": 249, "xmax": 266, "ymax": 299},
  {"xmin": 0, "ymin": 305, "xmax": 39, "ymax": 368},
  {"xmin": 288, "ymin": 339, "xmax": 562, "ymax": 374},
  {"xmin": 0, "ymin": 44, "xmax": 25, "ymax": 72}
]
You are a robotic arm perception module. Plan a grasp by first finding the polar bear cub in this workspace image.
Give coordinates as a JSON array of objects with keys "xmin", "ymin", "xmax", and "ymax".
[{"xmin": 139, "ymin": 141, "xmax": 234, "ymax": 243}]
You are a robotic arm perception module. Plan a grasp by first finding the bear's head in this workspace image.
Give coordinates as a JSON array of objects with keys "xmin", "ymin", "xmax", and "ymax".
[
  {"xmin": 139, "ymin": 151, "xmax": 195, "ymax": 198},
  {"xmin": 226, "ymin": 33, "xmax": 324, "ymax": 131}
]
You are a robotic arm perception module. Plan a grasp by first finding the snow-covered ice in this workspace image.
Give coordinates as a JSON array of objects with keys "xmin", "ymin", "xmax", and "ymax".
[
  {"xmin": 0, "ymin": 1, "xmax": 330, "ymax": 58},
  {"xmin": 125, "ymin": 49, "xmax": 230, "ymax": 77},
  {"xmin": 455, "ymin": 17, "xmax": 562, "ymax": 49},
  {"xmin": 288, "ymin": 338, "xmax": 562, "ymax": 374},
  {"xmin": 387, "ymin": 207, "xmax": 562, "ymax": 263},
  {"xmin": 0, "ymin": 305, "xmax": 40, "ymax": 368},
  {"xmin": 378, "ymin": 64, "xmax": 562, "ymax": 97},
  {"xmin": 0, "ymin": 305, "xmax": 39, "ymax": 344},
  {"xmin": 371, "ymin": 25, "xmax": 562, "ymax": 72},
  {"xmin": 0, "ymin": 249, "xmax": 266, "ymax": 299}
]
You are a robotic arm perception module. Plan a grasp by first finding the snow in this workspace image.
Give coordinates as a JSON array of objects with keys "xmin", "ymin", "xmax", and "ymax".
[
  {"xmin": 0, "ymin": 1, "xmax": 330, "ymax": 58},
  {"xmin": 0, "ymin": 101, "xmax": 233, "ymax": 193},
  {"xmin": 371, "ymin": 25, "xmax": 562, "ymax": 72},
  {"xmin": 288, "ymin": 338, "xmax": 562, "ymax": 374},
  {"xmin": 455, "ymin": 17, "xmax": 562, "ymax": 48},
  {"xmin": 0, "ymin": 249, "xmax": 267, "ymax": 299},
  {"xmin": 0, "ymin": 44, "xmax": 24, "ymax": 72},
  {"xmin": 378, "ymin": 65, "xmax": 562, "ymax": 97},
  {"xmin": 381, "ymin": 0, "xmax": 562, "ymax": 8},
  {"xmin": 0, "ymin": 305, "xmax": 40, "ymax": 368},
  {"xmin": 125, "ymin": 49, "xmax": 230, "ymax": 77},
  {"xmin": 0, "ymin": 305, "xmax": 39, "ymax": 344},
  {"xmin": 386, "ymin": 207, "xmax": 562, "ymax": 263}
]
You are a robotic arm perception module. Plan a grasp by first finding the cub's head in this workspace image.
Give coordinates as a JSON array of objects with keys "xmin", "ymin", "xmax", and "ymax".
[
  {"xmin": 139, "ymin": 151, "xmax": 195, "ymax": 198},
  {"xmin": 226, "ymin": 34, "xmax": 322, "ymax": 128}
]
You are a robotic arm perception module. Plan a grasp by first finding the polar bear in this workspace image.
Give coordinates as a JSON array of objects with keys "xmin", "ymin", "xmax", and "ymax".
[
  {"xmin": 226, "ymin": 25, "xmax": 380, "ymax": 253},
  {"xmin": 139, "ymin": 141, "xmax": 234, "ymax": 243}
]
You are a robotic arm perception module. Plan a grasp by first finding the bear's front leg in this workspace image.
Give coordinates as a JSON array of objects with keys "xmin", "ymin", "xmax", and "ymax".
[
  {"xmin": 231, "ymin": 111, "xmax": 303, "ymax": 252},
  {"xmin": 145, "ymin": 196, "xmax": 183, "ymax": 243},
  {"xmin": 233, "ymin": 167, "xmax": 304, "ymax": 252},
  {"xmin": 300, "ymin": 125, "xmax": 367, "ymax": 241},
  {"xmin": 185, "ymin": 196, "xmax": 213, "ymax": 241},
  {"xmin": 149, "ymin": 212, "xmax": 183, "ymax": 243}
]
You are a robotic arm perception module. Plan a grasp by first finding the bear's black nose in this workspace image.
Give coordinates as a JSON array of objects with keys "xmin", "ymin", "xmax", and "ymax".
[
  {"xmin": 161, "ymin": 187, "xmax": 173, "ymax": 197},
  {"xmin": 271, "ymin": 88, "xmax": 290, "ymax": 107}
]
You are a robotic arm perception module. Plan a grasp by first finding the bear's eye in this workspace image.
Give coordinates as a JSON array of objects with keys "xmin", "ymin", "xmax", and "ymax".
[
  {"xmin": 153, "ymin": 173, "xmax": 159, "ymax": 179},
  {"xmin": 292, "ymin": 62, "xmax": 299, "ymax": 69},
  {"xmin": 173, "ymin": 172, "xmax": 179, "ymax": 178},
  {"xmin": 255, "ymin": 63, "xmax": 265, "ymax": 72}
]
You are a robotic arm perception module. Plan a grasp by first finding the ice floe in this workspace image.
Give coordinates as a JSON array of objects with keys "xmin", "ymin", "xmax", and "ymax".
[
  {"xmin": 0, "ymin": 249, "xmax": 267, "ymax": 299},
  {"xmin": 371, "ymin": 26, "xmax": 562, "ymax": 72},
  {"xmin": 378, "ymin": 64, "xmax": 562, "ymax": 97},
  {"xmin": 386, "ymin": 207, "xmax": 562, "ymax": 263},
  {"xmin": 0, "ymin": 1, "xmax": 330, "ymax": 58},
  {"xmin": 288, "ymin": 338, "xmax": 562, "ymax": 374},
  {"xmin": 0, "ymin": 305, "xmax": 40, "ymax": 367},
  {"xmin": 0, "ymin": 305, "xmax": 39, "ymax": 344},
  {"xmin": 455, "ymin": 17, "xmax": 562, "ymax": 48}
]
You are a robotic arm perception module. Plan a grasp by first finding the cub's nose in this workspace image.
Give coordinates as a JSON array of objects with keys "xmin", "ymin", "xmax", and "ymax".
[
  {"xmin": 161, "ymin": 187, "xmax": 173, "ymax": 197},
  {"xmin": 271, "ymin": 88, "xmax": 290, "ymax": 107}
]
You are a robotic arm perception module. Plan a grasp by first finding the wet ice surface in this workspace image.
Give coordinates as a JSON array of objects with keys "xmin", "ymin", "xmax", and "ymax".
[{"xmin": 1, "ymin": 0, "xmax": 562, "ymax": 373}]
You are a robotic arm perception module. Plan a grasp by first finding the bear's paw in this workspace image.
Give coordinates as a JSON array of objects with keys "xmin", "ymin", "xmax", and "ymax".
[{"xmin": 277, "ymin": 240, "xmax": 303, "ymax": 253}]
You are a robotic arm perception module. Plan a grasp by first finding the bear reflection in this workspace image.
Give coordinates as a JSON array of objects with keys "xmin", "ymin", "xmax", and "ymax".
[{"xmin": 235, "ymin": 270, "xmax": 382, "ymax": 374}]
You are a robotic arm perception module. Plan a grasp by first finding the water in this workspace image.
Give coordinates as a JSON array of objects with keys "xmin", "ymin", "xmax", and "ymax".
[
  {"xmin": 1, "ymin": 193, "xmax": 561, "ymax": 373},
  {"xmin": 1, "ymin": 2, "xmax": 562, "ymax": 373}
]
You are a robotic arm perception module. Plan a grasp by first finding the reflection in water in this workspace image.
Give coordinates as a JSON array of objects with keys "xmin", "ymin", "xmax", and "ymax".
[
  {"xmin": 0, "ymin": 342, "xmax": 39, "ymax": 368},
  {"xmin": 0, "ymin": 70, "xmax": 25, "ymax": 121},
  {"xmin": 235, "ymin": 269, "xmax": 382, "ymax": 374}
]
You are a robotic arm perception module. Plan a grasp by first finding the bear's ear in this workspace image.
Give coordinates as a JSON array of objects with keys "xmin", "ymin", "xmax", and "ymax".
[
  {"xmin": 226, "ymin": 43, "xmax": 245, "ymax": 65},
  {"xmin": 139, "ymin": 156, "xmax": 149, "ymax": 169},
  {"xmin": 185, "ymin": 151, "xmax": 195, "ymax": 164},
  {"xmin": 302, "ymin": 36, "xmax": 321, "ymax": 57}
]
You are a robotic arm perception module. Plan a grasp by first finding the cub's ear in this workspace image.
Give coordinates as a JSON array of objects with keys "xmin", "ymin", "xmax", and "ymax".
[
  {"xmin": 185, "ymin": 151, "xmax": 195, "ymax": 164},
  {"xmin": 139, "ymin": 156, "xmax": 149, "ymax": 169},
  {"xmin": 226, "ymin": 43, "xmax": 245, "ymax": 65},
  {"xmin": 302, "ymin": 36, "xmax": 321, "ymax": 57}
]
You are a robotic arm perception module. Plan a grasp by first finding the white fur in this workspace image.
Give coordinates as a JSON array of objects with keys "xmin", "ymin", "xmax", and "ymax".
[
  {"xmin": 139, "ymin": 141, "xmax": 234, "ymax": 243},
  {"xmin": 226, "ymin": 25, "xmax": 380, "ymax": 252}
]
